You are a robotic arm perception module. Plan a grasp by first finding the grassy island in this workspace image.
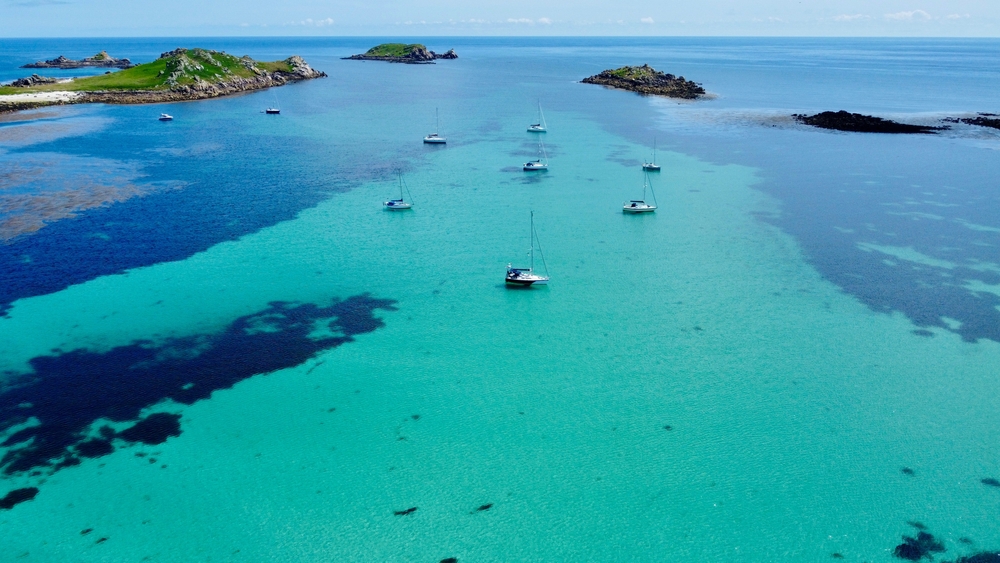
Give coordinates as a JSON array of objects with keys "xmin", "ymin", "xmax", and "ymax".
[
  {"xmin": 343, "ymin": 43, "xmax": 457, "ymax": 64},
  {"xmin": 581, "ymin": 64, "xmax": 706, "ymax": 99},
  {"xmin": 0, "ymin": 48, "xmax": 326, "ymax": 113}
]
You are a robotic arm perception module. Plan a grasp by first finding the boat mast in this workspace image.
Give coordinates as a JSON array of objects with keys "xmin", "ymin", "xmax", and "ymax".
[
  {"xmin": 435, "ymin": 108, "xmax": 439, "ymax": 135},
  {"xmin": 653, "ymin": 138, "xmax": 656, "ymax": 165},
  {"xmin": 530, "ymin": 211, "xmax": 535, "ymax": 272}
]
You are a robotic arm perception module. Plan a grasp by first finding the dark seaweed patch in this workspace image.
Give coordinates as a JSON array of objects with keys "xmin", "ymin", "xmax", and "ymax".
[
  {"xmin": 476, "ymin": 503, "xmax": 493, "ymax": 512},
  {"xmin": 832, "ymin": 554, "xmax": 844, "ymax": 559},
  {"xmin": 95, "ymin": 537, "xmax": 108, "ymax": 544},
  {"xmin": 953, "ymin": 554, "xmax": 1000, "ymax": 563},
  {"xmin": 959, "ymin": 538, "xmax": 974, "ymax": 545},
  {"xmin": 663, "ymin": 425, "xmax": 673, "ymax": 431},
  {"xmin": 0, "ymin": 487, "xmax": 39, "ymax": 509},
  {"xmin": 980, "ymin": 478, "xmax": 1000, "ymax": 488},
  {"xmin": 81, "ymin": 528, "xmax": 92, "ymax": 535},
  {"xmin": 75, "ymin": 438, "xmax": 113, "ymax": 458},
  {"xmin": 908, "ymin": 521, "xmax": 927, "ymax": 530},
  {"xmin": 0, "ymin": 295, "xmax": 396, "ymax": 476},
  {"xmin": 902, "ymin": 467, "xmax": 916, "ymax": 476},
  {"xmin": 118, "ymin": 414, "xmax": 180, "ymax": 445},
  {"xmin": 441, "ymin": 559, "xmax": 458, "ymax": 563},
  {"xmin": 394, "ymin": 507, "xmax": 418, "ymax": 516},
  {"xmin": 894, "ymin": 531, "xmax": 945, "ymax": 561}
]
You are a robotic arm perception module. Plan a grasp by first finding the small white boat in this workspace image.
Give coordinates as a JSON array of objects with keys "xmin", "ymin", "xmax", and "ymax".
[
  {"xmin": 506, "ymin": 211, "xmax": 549, "ymax": 287},
  {"xmin": 424, "ymin": 108, "xmax": 447, "ymax": 144},
  {"xmin": 265, "ymin": 108, "xmax": 280, "ymax": 115},
  {"xmin": 642, "ymin": 139, "xmax": 661, "ymax": 171},
  {"xmin": 623, "ymin": 171, "xmax": 658, "ymax": 214},
  {"xmin": 384, "ymin": 173, "xmax": 414, "ymax": 210},
  {"xmin": 158, "ymin": 113, "xmax": 173, "ymax": 121},
  {"xmin": 523, "ymin": 138, "xmax": 549, "ymax": 171},
  {"xmin": 527, "ymin": 101, "xmax": 547, "ymax": 133}
]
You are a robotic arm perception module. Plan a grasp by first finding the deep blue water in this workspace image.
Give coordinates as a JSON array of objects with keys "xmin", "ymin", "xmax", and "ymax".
[{"xmin": 3, "ymin": 37, "xmax": 1000, "ymax": 338}]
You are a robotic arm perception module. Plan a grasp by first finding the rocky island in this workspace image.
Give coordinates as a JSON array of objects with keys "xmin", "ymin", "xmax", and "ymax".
[
  {"xmin": 0, "ymin": 48, "xmax": 326, "ymax": 114},
  {"xmin": 581, "ymin": 64, "xmax": 706, "ymax": 99},
  {"xmin": 343, "ymin": 43, "xmax": 457, "ymax": 64},
  {"xmin": 794, "ymin": 111, "xmax": 948, "ymax": 134},
  {"xmin": 22, "ymin": 50, "xmax": 133, "ymax": 69}
]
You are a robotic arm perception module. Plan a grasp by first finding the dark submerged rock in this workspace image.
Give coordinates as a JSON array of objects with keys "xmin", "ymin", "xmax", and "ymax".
[
  {"xmin": 441, "ymin": 559, "xmax": 458, "ymax": 563},
  {"xmin": 902, "ymin": 467, "xmax": 916, "ymax": 476},
  {"xmin": 476, "ymin": 503, "xmax": 493, "ymax": 512},
  {"xmin": 894, "ymin": 531, "xmax": 946, "ymax": 561},
  {"xmin": 953, "ymin": 554, "xmax": 1000, "ymax": 563},
  {"xmin": 394, "ymin": 506, "xmax": 418, "ymax": 516},
  {"xmin": 980, "ymin": 478, "xmax": 1000, "ymax": 487},
  {"xmin": 0, "ymin": 487, "xmax": 39, "ymax": 509},
  {"xmin": 581, "ymin": 64, "xmax": 706, "ymax": 100},
  {"xmin": 118, "ymin": 413, "xmax": 181, "ymax": 445},
  {"xmin": 794, "ymin": 111, "xmax": 948, "ymax": 134}
]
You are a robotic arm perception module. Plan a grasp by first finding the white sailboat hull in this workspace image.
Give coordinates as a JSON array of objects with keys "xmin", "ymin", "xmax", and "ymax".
[
  {"xmin": 523, "ymin": 161, "xmax": 548, "ymax": 171},
  {"xmin": 642, "ymin": 163, "xmax": 660, "ymax": 171},
  {"xmin": 623, "ymin": 201, "xmax": 656, "ymax": 213}
]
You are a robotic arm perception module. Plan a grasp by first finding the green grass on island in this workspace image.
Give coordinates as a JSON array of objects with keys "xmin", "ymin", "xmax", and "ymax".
[
  {"xmin": 362, "ymin": 43, "xmax": 426, "ymax": 57},
  {"xmin": 608, "ymin": 65, "xmax": 658, "ymax": 79},
  {"xmin": 0, "ymin": 49, "xmax": 295, "ymax": 95}
]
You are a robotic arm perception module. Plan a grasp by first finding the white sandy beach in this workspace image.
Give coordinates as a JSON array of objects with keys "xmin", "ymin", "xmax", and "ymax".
[{"xmin": 0, "ymin": 91, "xmax": 80, "ymax": 103}]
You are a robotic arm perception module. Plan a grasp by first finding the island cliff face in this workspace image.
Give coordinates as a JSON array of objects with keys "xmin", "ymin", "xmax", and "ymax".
[
  {"xmin": 581, "ymin": 64, "xmax": 706, "ymax": 99},
  {"xmin": 343, "ymin": 43, "xmax": 458, "ymax": 64},
  {"xmin": 23, "ymin": 51, "xmax": 133, "ymax": 69},
  {"xmin": 1, "ymin": 49, "xmax": 326, "ymax": 113}
]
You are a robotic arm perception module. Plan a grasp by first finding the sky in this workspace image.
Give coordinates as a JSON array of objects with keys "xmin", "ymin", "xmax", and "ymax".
[{"xmin": 1, "ymin": 0, "xmax": 998, "ymax": 37}]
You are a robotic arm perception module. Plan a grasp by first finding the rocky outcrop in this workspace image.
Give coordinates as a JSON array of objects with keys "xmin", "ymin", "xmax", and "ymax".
[
  {"xmin": 581, "ymin": 64, "xmax": 706, "ymax": 99},
  {"xmin": 343, "ymin": 44, "xmax": 457, "ymax": 64},
  {"xmin": 9, "ymin": 74, "xmax": 58, "ymax": 87},
  {"xmin": 960, "ymin": 113, "xmax": 1000, "ymax": 130},
  {"xmin": 794, "ymin": 111, "xmax": 948, "ymax": 134},
  {"xmin": 22, "ymin": 51, "xmax": 133, "ymax": 69}
]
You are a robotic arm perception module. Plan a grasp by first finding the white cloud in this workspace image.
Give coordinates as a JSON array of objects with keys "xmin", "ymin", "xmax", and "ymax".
[
  {"xmin": 640, "ymin": 16, "xmax": 654, "ymax": 24},
  {"xmin": 834, "ymin": 14, "xmax": 871, "ymax": 21},
  {"xmin": 292, "ymin": 17, "xmax": 334, "ymax": 26},
  {"xmin": 507, "ymin": 18, "xmax": 533, "ymax": 24},
  {"xmin": 885, "ymin": 9, "xmax": 931, "ymax": 20},
  {"xmin": 537, "ymin": 17, "xmax": 551, "ymax": 24}
]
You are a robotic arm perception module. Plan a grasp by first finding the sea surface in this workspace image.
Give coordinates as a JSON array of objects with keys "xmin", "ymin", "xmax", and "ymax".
[{"xmin": 1, "ymin": 37, "xmax": 1000, "ymax": 562}]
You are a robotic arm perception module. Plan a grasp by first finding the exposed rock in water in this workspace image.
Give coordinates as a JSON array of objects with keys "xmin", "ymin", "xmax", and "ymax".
[
  {"xmin": 962, "ymin": 114, "xmax": 1000, "ymax": 130},
  {"xmin": 581, "ymin": 64, "xmax": 706, "ymax": 99},
  {"xmin": 22, "ymin": 51, "xmax": 133, "ymax": 69},
  {"xmin": 794, "ymin": 110, "xmax": 948, "ymax": 134},
  {"xmin": 9, "ymin": 74, "xmax": 59, "ymax": 87},
  {"xmin": 343, "ymin": 43, "xmax": 457, "ymax": 64}
]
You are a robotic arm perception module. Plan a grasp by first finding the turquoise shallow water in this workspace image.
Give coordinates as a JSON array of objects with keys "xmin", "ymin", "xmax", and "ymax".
[{"xmin": 2, "ymin": 38, "xmax": 1000, "ymax": 561}]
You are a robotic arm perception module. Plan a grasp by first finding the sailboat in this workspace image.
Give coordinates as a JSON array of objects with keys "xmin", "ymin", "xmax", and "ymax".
[
  {"xmin": 423, "ymin": 108, "xmax": 447, "ymax": 144},
  {"xmin": 506, "ymin": 211, "xmax": 549, "ymax": 286},
  {"xmin": 158, "ymin": 113, "xmax": 173, "ymax": 121},
  {"xmin": 527, "ymin": 101, "xmax": 547, "ymax": 132},
  {"xmin": 383, "ymin": 173, "xmax": 414, "ymax": 210},
  {"xmin": 523, "ymin": 138, "xmax": 549, "ymax": 171},
  {"xmin": 623, "ymin": 171, "xmax": 657, "ymax": 213},
  {"xmin": 642, "ymin": 139, "xmax": 661, "ymax": 171},
  {"xmin": 265, "ymin": 95, "xmax": 280, "ymax": 114}
]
